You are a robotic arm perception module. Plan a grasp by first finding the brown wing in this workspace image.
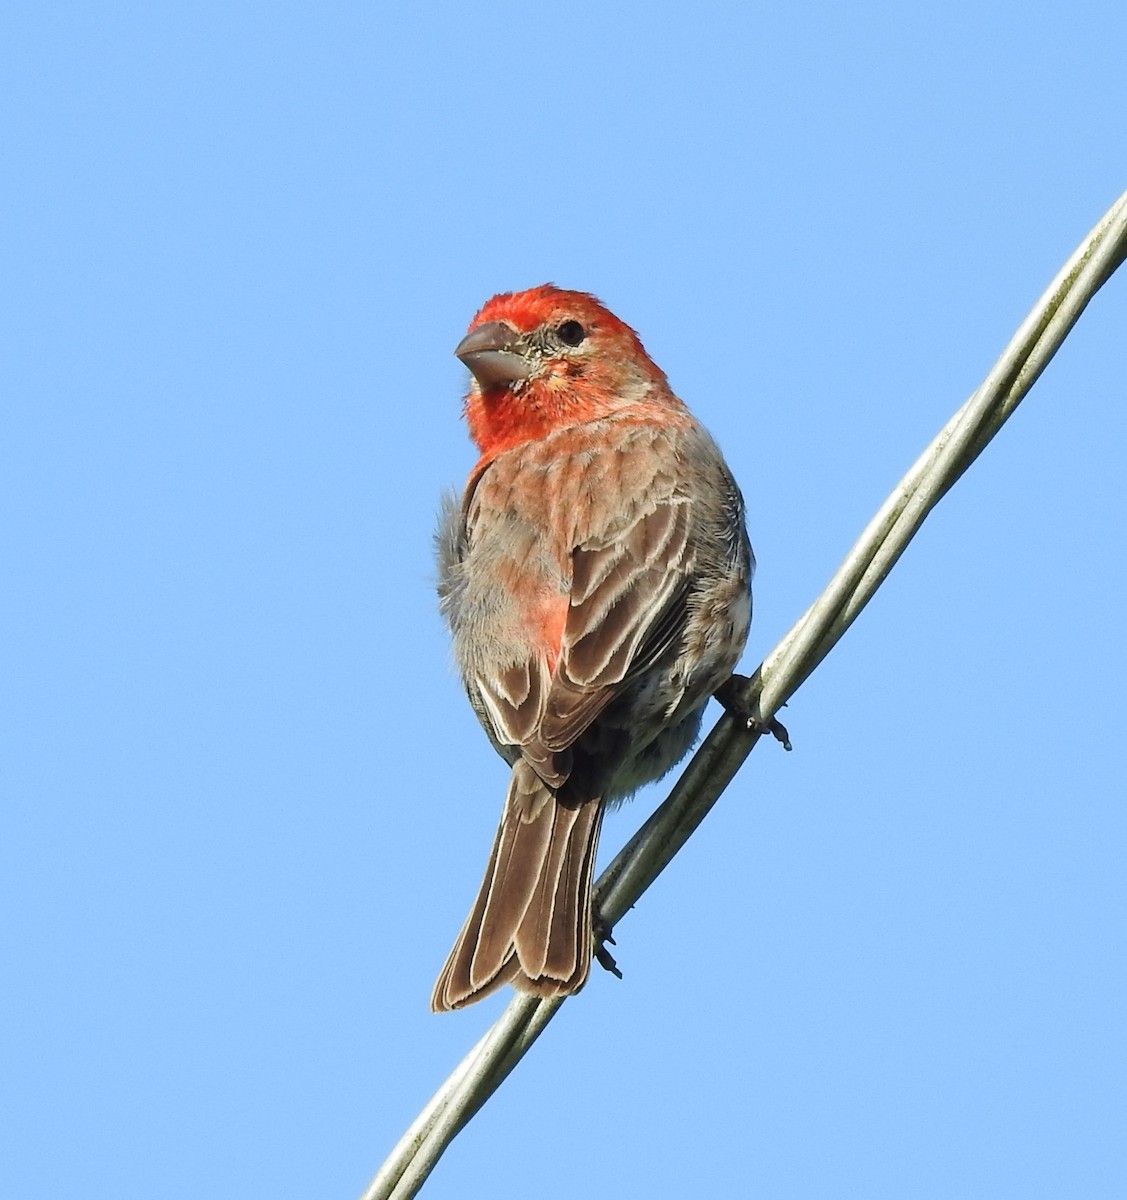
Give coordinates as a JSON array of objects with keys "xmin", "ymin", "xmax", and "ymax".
[
  {"xmin": 461, "ymin": 489, "xmax": 694, "ymax": 783},
  {"xmin": 532, "ymin": 493, "xmax": 693, "ymax": 762},
  {"xmin": 475, "ymin": 656, "xmax": 571, "ymax": 787},
  {"xmin": 452, "ymin": 419, "xmax": 703, "ymax": 785}
]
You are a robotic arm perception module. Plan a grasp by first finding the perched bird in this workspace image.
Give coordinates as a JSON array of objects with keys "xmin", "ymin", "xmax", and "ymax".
[{"xmin": 432, "ymin": 284, "xmax": 753, "ymax": 1011}]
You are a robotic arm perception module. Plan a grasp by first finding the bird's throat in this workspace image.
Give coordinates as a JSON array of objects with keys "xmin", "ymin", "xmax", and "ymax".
[{"xmin": 466, "ymin": 379, "xmax": 589, "ymax": 462}]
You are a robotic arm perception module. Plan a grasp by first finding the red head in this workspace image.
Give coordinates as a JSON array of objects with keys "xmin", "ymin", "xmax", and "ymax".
[{"xmin": 455, "ymin": 285, "xmax": 677, "ymax": 460}]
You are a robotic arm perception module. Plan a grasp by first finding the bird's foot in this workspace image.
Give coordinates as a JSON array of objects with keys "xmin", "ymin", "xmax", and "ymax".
[
  {"xmin": 593, "ymin": 916, "xmax": 623, "ymax": 980},
  {"xmin": 714, "ymin": 674, "xmax": 792, "ymax": 751}
]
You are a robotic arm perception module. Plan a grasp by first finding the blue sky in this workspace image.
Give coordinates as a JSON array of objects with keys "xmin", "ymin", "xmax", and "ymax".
[{"xmin": 3, "ymin": 3, "xmax": 1126, "ymax": 1197}]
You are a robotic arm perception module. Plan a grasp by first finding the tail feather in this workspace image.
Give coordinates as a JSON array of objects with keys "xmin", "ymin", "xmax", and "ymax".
[
  {"xmin": 515, "ymin": 798, "xmax": 601, "ymax": 982},
  {"xmin": 431, "ymin": 761, "xmax": 604, "ymax": 1012},
  {"xmin": 472, "ymin": 776, "xmax": 554, "ymax": 981}
]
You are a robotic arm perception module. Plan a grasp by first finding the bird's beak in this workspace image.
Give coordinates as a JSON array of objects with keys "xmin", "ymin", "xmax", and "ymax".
[{"xmin": 455, "ymin": 321, "xmax": 532, "ymax": 388}]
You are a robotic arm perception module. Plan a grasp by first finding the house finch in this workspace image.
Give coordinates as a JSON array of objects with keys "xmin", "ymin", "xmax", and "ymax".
[{"xmin": 432, "ymin": 284, "xmax": 753, "ymax": 1012}]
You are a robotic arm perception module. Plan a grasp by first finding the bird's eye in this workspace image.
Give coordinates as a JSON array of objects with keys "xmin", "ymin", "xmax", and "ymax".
[{"xmin": 557, "ymin": 320, "xmax": 586, "ymax": 347}]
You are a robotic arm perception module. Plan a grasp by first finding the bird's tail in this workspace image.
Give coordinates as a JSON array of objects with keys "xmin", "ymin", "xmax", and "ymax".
[{"xmin": 431, "ymin": 760, "xmax": 604, "ymax": 1012}]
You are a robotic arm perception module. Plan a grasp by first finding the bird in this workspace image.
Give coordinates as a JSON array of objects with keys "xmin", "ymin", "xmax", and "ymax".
[{"xmin": 431, "ymin": 284, "xmax": 753, "ymax": 1011}]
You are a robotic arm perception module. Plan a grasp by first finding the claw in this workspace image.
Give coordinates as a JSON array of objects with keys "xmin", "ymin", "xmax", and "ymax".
[
  {"xmin": 714, "ymin": 674, "xmax": 793, "ymax": 750},
  {"xmin": 595, "ymin": 943, "xmax": 623, "ymax": 979},
  {"xmin": 593, "ymin": 916, "xmax": 623, "ymax": 980}
]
